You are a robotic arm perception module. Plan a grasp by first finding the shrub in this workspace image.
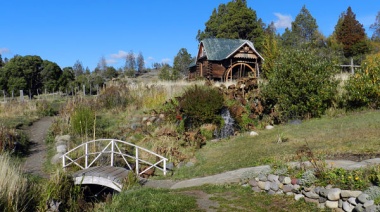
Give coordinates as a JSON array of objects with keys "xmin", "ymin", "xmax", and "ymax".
[
  {"xmin": 262, "ymin": 48, "xmax": 339, "ymax": 122},
  {"xmin": 344, "ymin": 53, "xmax": 380, "ymax": 109},
  {"xmin": 179, "ymin": 85, "xmax": 224, "ymax": 129},
  {"xmin": 97, "ymin": 86, "xmax": 134, "ymax": 109}
]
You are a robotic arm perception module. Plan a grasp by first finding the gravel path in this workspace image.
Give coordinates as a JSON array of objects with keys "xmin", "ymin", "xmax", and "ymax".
[{"xmin": 22, "ymin": 116, "xmax": 54, "ymax": 178}]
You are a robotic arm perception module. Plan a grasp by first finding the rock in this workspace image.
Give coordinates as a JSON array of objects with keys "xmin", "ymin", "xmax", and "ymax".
[
  {"xmin": 304, "ymin": 197, "xmax": 319, "ymax": 204},
  {"xmin": 304, "ymin": 185, "xmax": 315, "ymax": 192},
  {"xmin": 282, "ymin": 184, "xmax": 293, "ymax": 193},
  {"xmin": 318, "ymin": 203, "xmax": 326, "ymax": 209},
  {"xmin": 304, "ymin": 191, "xmax": 320, "ymax": 199},
  {"xmin": 56, "ymin": 144, "xmax": 67, "ymax": 153},
  {"xmin": 339, "ymin": 199, "xmax": 343, "ymax": 208},
  {"xmin": 278, "ymin": 176, "xmax": 285, "ymax": 183},
  {"xmin": 267, "ymin": 174, "xmax": 278, "ymax": 182},
  {"xmin": 343, "ymin": 201, "xmax": 355, "ymax": 212},
  {"xmin": 267, "ymin": 190, "xmax": 276, "ymax": 195},
  {"xmin": 166, "ymin": 162, "xmax": 174, "ymax": 171},
  {"xmin": 314, "ymin": 186, "xmax": 323, "ymax": 194},
  {"xmin": 276, "ymin": 190, "xmax": 284, "ymax": 195},
  {"xmin": 363, "ymin": 200, "xmax": 374, "ymax": 208},
  {"xmin": 348, "ymin": 197, "xmax": 357, "ymax": 206},
  {"xmin": 327, "ymin": 188, "xmax": 341, "ymax": 201},
  {"xmin": 357, "ymin": 193, "xmax": 370, "ymax": 204},
  {"xmin": 341, "ymin": 190, "xmax": 362, "ymax": 198},
  {"xmin": 258, "ymin": 174, "xmax": 267, "ymax": 181},
  {"xmin": 354, "ymin": 204, "xmax": 364, "ymax": 212},
  {"xmin": 177, "ymin": 161, "xmax": 185, "ymax": 168},
  {"xmin": 249, "ymin": 131, "xmax": 259, "ymax": 136},
  {"xmin": 286, "ymin": 192, "xmax": 293, "ymax": 196},
  {"xmin": 264, "ymin": 181, "xmax": 271, "ymax": 191},
  {"xmin": 291, "ymin": 178, "xmax": 298, "ymax": 185},
  {"xmin": 185, "ymin": 162, "xmax": 194, "ymax": 167},
  {"xmin": 319, "ymin": 188, "xmax": 328, "ymax": 198},
  {"xmin": 265, "ymin": 125, "xmax": 274, "ymax": 130},
  {"xmin": 248, "ymin": 179, "xmax": 258, "ymax": 187},
  {"xmin": 326, "ymin": 200, "xmax": 339, "ymax": 209},
  {"xmin": 293, "ymin": 184, "xmax": 301, "ymax": 191},
  {"xmin": 159, "ymin": 114, "xmax": 165, "ymax": 119},
  {"xmin": 51, "ymin": 153, "xmax": 63, "ymax": 164},
  {"xmin": 257, "ymin": 181, "xmax": 266, "ymax": 190},
  {"xmin": 270, "ymin": 181, "xmax": 279, "ymax": 191},
  {"xmin": 283, "ymin": 177, "xmax": 291, "ymax": 184},
  {"xmin": 294, "ymin": 194, "xmax": 304, "ymax": 201},
  {"xmin": 252, "ymin": 186, "xmax": 261, "ymax": 193},
  {"xmin": 55, "ymin": 135, "xmax": 71, "ymax": 143},
  {"xmin": 335, "ymin": 209, "xmax": 345, "ymax": 212},
  {"xmin": 326, "ymin": 184, "xmax": 333, "ymax": 189},
  {"xmin": 319, "ymin": 196, "xmax": 327, "ymax": 203},
  {"xmin": 364, "ymin": 205, "xmax": 377, "ymax": 212}
]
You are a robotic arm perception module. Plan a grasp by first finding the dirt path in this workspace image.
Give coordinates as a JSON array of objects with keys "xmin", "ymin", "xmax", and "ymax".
[{"xmin": 22, "ymin": 116, "xmax": 54, "ymax": 178}]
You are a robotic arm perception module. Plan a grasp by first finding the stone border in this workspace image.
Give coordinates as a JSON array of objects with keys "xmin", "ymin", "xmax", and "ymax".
[{"xmin": 248, "ymin": 173, "xmax": 377, "ymax": 212}]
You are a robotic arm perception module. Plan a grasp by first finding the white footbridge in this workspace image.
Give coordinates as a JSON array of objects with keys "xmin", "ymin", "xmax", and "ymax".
[{"xmin": 61, "ymin": 139, "xmax": 168, "ymax": 192}]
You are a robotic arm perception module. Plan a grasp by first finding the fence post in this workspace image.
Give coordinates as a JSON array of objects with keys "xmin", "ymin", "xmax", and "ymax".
[
  {"xmin": 3, "ymin": 90, "xmax": 5, "ymax": 102},
  {"xmin": 83, "ymin": 85, "xmax": 85, "ymax": 96},
  {"xmin": 20, "ymin": 90, "xmax": 24, "ymax": 102},
  {"xmin": 111, "ymin": 140, "xmax": 114, "ymax": 166},
  {"xmin": 85, "ymin": 142, "xmax": 88, "ymax": 168}
]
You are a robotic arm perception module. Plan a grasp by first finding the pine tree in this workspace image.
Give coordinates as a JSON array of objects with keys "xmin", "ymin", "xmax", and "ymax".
[{"xmin": 196, "ymin": 0, "xmax": 265, "ymax": 51}]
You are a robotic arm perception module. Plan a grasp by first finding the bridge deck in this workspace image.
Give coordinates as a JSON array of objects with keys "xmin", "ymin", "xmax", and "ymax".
[{"xmin": 72, "ymin": 166, "xmax": 130, "ymax": 191}]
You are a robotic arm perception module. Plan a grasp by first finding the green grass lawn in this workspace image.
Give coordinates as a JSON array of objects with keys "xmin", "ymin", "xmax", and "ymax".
[
  {"xmin": 173, "ymin": 110, "xmax": 380, "ymax": 179},
  {"xmin": 99, "ymin": 184, "xmax": 320, "ymax": 212}
]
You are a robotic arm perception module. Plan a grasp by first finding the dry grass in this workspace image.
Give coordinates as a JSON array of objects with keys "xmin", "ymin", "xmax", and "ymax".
[{"xmin": 0, "ymin": 154, "xmax": 31, "ymax": 211}]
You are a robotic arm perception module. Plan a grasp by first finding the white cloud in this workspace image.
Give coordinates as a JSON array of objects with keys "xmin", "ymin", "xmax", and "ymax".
[
  {"xmin": 106, "ymin": 59, "xmax": 117, "ymax": 65},
  {"xmin": 147, "ymin": 56, "xmax": 155, "ymax": 61},
  {"xmin": 0, "ymin": 48, "xmax": 10, "ymax": 54},
  {"xmin": 273, "ymin": 13, "xmax": 292, "ymax": 29},
  {"xmin": 110, "ymin": 50, "xmax": 128, "ymax": 59},
  {"xmin": 161, "ymin": 58, "xmax": 171, "ymax": 64}
]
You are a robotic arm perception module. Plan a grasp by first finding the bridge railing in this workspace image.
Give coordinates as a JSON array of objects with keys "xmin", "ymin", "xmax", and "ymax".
[{"xmin": 61, "ymin": 139, "xmax": 168, "ymax": 176}]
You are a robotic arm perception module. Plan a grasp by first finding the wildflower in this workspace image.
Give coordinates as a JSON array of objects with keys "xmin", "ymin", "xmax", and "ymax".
[
  {"xmin": 355, "ymin": 176, "xmax": 359, "ymax": 181},
  {"xmin": 348, "ymin": 176, "xmax": 352, "ymax": 179}
]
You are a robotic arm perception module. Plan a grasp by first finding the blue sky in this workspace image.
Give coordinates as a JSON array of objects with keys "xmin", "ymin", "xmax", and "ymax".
[{"xmin": 1, "ymin": 1, "xmax": 379, "ymax": 70}]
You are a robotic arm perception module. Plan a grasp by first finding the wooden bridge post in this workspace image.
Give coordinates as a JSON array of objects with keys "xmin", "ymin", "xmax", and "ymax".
[
  {"xmin": 111, "ymin": 140, "xmax": 114, "ymax": 166},
  {"xmin": 85, "ymin": 143, "xmax": 88, "ymax": 168},
  {"xmin": 135, "ymin": 148, "xmax": 139, "ymax": 174}
]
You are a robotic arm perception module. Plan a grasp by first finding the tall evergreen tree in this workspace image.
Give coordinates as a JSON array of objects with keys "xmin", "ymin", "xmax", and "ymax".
[
  {"xmin": 173, "ymin": 48, "xmax": 192, "ymax": 76},
  {"xmin": 281, "ymin": 5, "xmax": 319, "ymax": 47},
  {"xmin": 196, "ymin": 0, "xmax": 265, "ymax": 51},
  {"xmin": 136, "ymin": 52, "xmax": 145, "ymax": 73},
  {"xmin": 335, "ymin": 7, "xmax": 370, "ymax": 58}
]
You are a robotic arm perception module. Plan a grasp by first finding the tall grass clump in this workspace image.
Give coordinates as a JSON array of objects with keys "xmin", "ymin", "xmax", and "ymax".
[
  {"xmin": 0, "ymin": 153, "xmax": 36, "ymax": 212},
  {"xmin": 97, "ymin": 86, "xmax": 135, "ymax": 109},
  {"xmin": 38, "ymin": 169, "xmax": 84, "ymax": 211},
  {"xmin": 70, "ymin": 105, "xmax": 95, "ymax": 138}
]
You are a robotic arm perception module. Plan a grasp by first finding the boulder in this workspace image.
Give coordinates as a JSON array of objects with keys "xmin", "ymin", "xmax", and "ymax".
[
  {"xmin": 257, "ymin": 181, "xmax": 266, "ymax": 190},
  {"xmin": 270, "ymin": 181, "xmax": 279, "ymax": 191},
  {"xmin": 283, "ymin": 177, "xmax": 291, "ymax": 184},
  {"xmin": 294, "ymin": 194, "xmax": 304, "ymax": 201},
  {"xmin": 252, "ymin": 186, "xmax": 261, "ymax": 193},
  {"xmin": 348, "ymin": 197, "xmax": 357, "ymax": 206},
  {"xmin": 357, "ymin": 193, "xmax": 370, "ymax": 204},
  {"xmin": 282, "ymin": 184, "xmax": 293, "ymax": 193},
  {"xmin": 326, "ymin": 200, "xmax": 339, "ymax": 209},
  {"xmin": 267, "ymin": 174, "xmax": 278, "ymax": 182},
  {"xmin": 51, "ymin": 153, "xmax": 63, "ymax": 164},
  {"xmin": 56, "ymin": 144, "xmax": 67, "ymax": 154},
  {"xmin": 342, "ymin": 201, "xmax": 355, "ymax": 212},
  {"xmin": 327, "ymin": 188, "xmax": 341, "ymax": 201},
  {"xmin": 341, "ymin": 190, "xmax": 362, "ymax": 198},
  {"xmin": 248, "ymin": 179, "xmax": 258, "ymax": 187},
  {"xmin": 304, "ymin": 191, "xmax": 320, "ymax": 199}
]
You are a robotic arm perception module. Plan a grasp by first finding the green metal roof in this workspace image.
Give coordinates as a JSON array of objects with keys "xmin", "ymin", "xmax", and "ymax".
[{"xmin": 200, "ymin": 38, "xmax": 263, "ymax": 61}]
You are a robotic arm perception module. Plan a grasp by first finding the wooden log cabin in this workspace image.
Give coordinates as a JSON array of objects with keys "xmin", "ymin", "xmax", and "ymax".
[{"xmin": 188, "ymin": 38, "xmax": 264, "ymax": 81}]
